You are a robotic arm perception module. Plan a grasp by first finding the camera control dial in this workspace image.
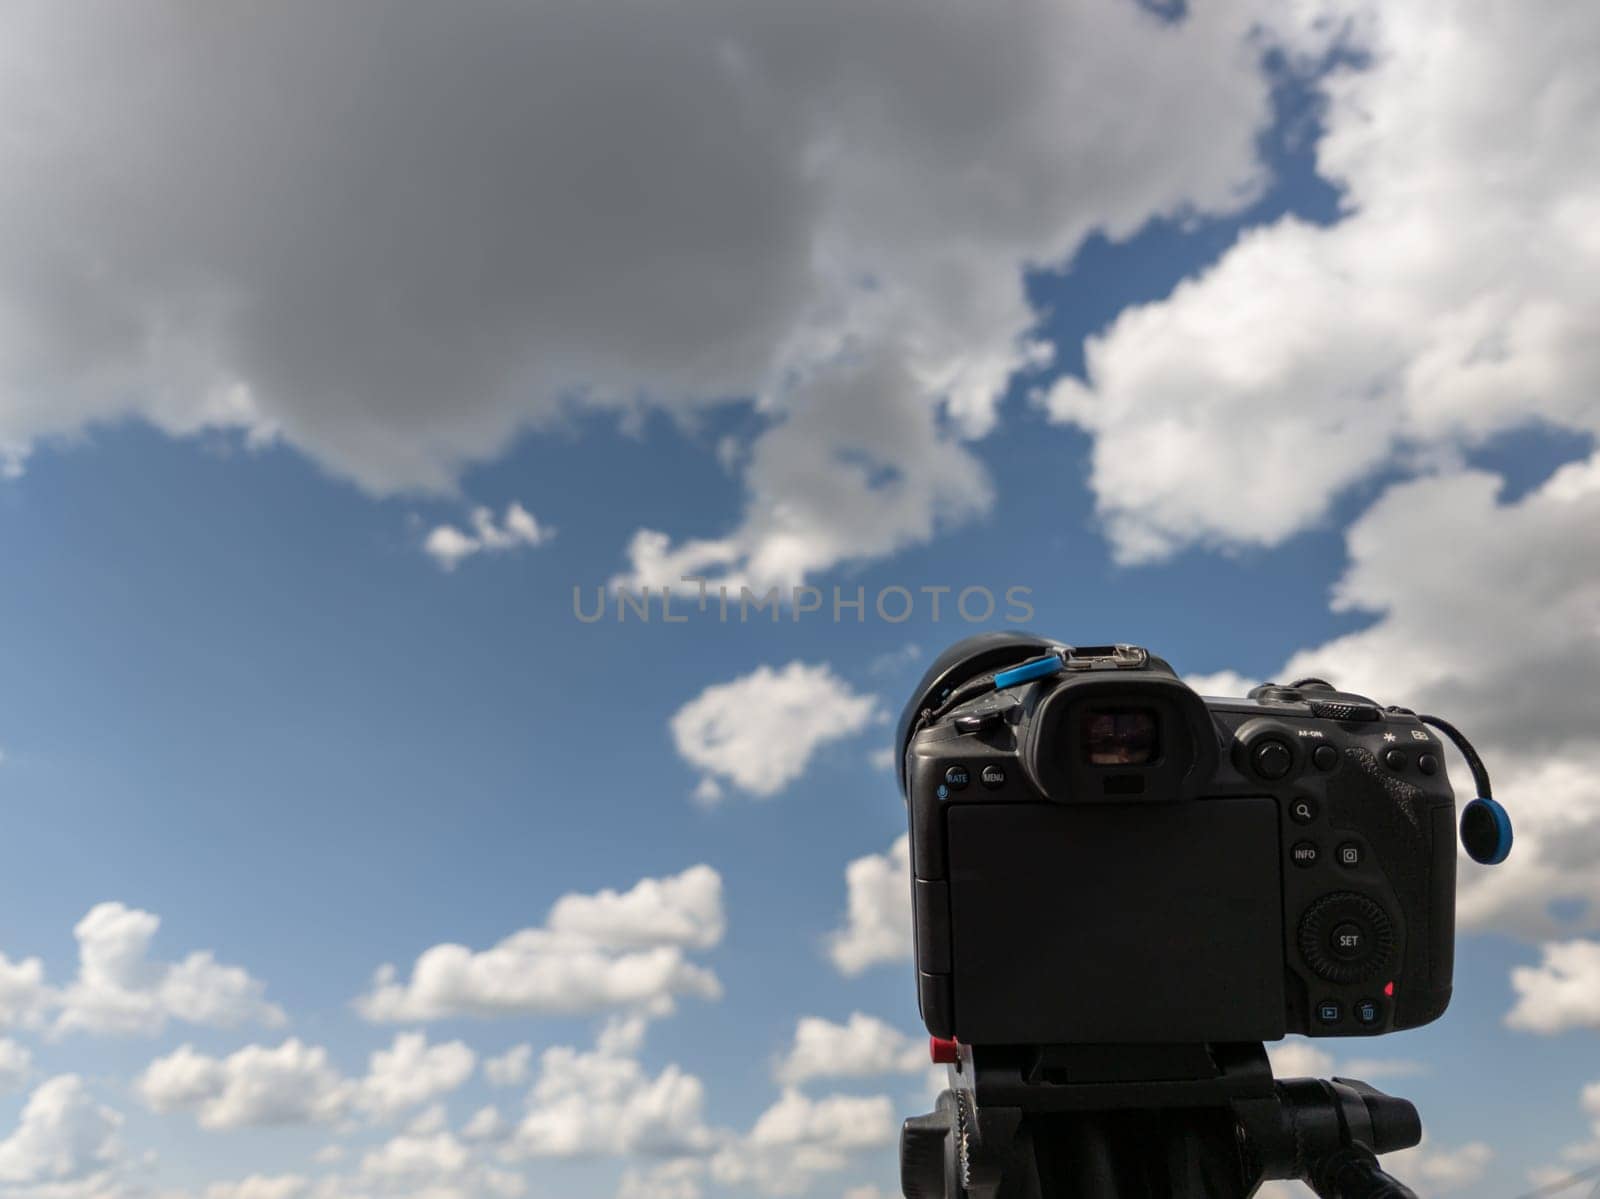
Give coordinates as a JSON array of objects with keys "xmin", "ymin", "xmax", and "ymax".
[{"xmin": 1298, "ymin": 892, "xmax": 1395, "ymax": 984}]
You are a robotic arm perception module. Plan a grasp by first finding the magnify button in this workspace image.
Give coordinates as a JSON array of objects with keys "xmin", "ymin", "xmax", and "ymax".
[{"xmin": 1290, "ymin": 798, "xmax": 1318, "ymax": 825}]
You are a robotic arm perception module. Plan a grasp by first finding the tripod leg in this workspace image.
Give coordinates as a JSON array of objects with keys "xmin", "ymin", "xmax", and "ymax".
[{"xmin": 1304, "ymin": 1146, "xmax": 1418, "ymax": 1199}]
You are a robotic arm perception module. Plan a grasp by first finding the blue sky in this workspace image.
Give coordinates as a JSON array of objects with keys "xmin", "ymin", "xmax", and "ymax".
[{"xmin": 2, "ymin": 3, "xmax": 1599, "ymax": 1198}]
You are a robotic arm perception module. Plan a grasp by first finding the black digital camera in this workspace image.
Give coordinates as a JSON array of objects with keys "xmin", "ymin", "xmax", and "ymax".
[{"xmin": 896, "ymin": 633, "xmax": 1468, "ymax": 1049}]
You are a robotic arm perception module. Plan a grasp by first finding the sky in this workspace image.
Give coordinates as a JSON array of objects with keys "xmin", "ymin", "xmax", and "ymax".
[{"xmin": 0, "ymin": 1, "xmax": 1598, "ymax": 1197}]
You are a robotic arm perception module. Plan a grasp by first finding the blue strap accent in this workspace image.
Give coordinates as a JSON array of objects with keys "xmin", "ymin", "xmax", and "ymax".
[
  {"xmin": 994, "ymin": 654, "xmax": 1063, "ymax": 690},
  {"xmin": 1461, "ymin": 797, "xmax": 1513, "ymax": 865}
]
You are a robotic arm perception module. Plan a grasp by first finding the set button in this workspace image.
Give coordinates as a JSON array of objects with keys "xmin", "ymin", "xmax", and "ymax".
[
  {"xmin": 1298, "ymin": 892, "xmax": 1395, "ymax": 984},
  {"xmin": 1329, "ymin": 922, "xmax": 1367, "ymax": 960}
]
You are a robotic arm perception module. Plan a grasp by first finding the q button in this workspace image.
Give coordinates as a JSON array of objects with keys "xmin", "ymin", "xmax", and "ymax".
[{"xmin": 1290, "ymin": 797, "xmax": 1319, "ymax": 825}]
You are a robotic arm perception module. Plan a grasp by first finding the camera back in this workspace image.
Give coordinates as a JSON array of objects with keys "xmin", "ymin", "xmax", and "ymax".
[{"xmin": 900, "ymin": 634, "xmax": 1457, "ymax": 1048}]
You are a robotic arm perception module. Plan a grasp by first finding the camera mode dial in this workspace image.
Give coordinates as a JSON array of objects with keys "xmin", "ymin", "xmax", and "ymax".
[{"xmin": 1297, "ymin": 892, "xmax": 1395, "ymax": 984}]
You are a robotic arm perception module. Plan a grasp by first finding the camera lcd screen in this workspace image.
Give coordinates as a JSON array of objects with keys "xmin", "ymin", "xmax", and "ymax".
[
  {"xmin": 945, "ymin": 799, "xmax": 1286, "ymax": 1044},
  {"xmin": 1082, "ymin": 707, "xmax": 1159, "ymax": 765}
]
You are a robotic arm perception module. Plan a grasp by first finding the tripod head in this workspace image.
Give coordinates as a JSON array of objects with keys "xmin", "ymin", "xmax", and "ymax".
[{"xmin": 900, "ymin": 1041, "xmax": 1422, "ymax": 1199}]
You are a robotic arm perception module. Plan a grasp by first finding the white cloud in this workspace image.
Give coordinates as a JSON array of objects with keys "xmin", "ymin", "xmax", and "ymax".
[
  {"xmin": 774, "ymin": 1013, "xmax": 925, "ymax": 1086},
  {"xmin": 355, "ymin": 1127, "xmax": 526, "ymax": 1198},
  {"xmin": 202, "ymin": 1176, "xmax": 312, "ymax": 1199},
  {"xmin": 508, "ymin": 1041, "xmax": 715, "ymax": 1160},
  {"xmin": 1562, "ymin": 1081, "xmax": 1600, "ymax": 1165},
  {"xmin": 357, "ymin": 865, "xmax": 724, "ymax": 1023},
  {"xmin": 422, "ymin": 503, "xmax": 550, "ymax": 571},
  {"xmin": 136, "ymin": 1031, "xmax": 475, "ymax": 1131},
  {"xmin": 1266, "ymin": 1038, "xmax": 1426, "ymax": 1084},
  {"xmin": 54, "ymin": 902, "xmax": 285, "ymax": 1037},
  {"xmin": 355, "ymin": 1032, "xmax": 476, "ymax": 1120},
  {"xmin": 461, "ymin": 1105, "xmax": 509, "ymax": 1145},
  {"xmin": 1383, "ymin": 1136, "xmax": 1493, "ymax": 1193},
  {"xmin": 617, "ymin": 1159, "xmax": 704, "ymax": 1199},
  {"xmin": 1045, "ymin": 1, "xmax": 1600, "ymax": 564},
  {"xmin": 0, "ymin": 1038, "xmax": 33, "ymax": 1094},
  {"xmin": 483, "ymin": 1045, "xmax": 532, "ymax": 1088},
  {"xmin": 1529, "ymin": 1081, "xmax": 1600, "ymax": 1174},
  {"xmin": 1336, "ymin": 1057, "xmax": 1429, "ymax": 1082},
  {"xmin": 0, "ymin": 903, "xmax": 282, "ymax": 1039},
  {"xmin": 1506, "ymin": 940, "xmax": 1600, "ymax": 1034},
  {"xmin": 0, "ymin": 956, "xmax": 49, "ymax": 1030},
  {"xmin": 709, "ymin": 1089, "xmax": 897, "ymax": 1197},
  {"xmin": 1253, "ymin": 1183, "xmax": 1310, "ymax": 1198},
  {"xmin": 827, "ymin": 835, "xmax": 912, "ymax": 976},
  {"xmin": 404, "ymin": 1105, "xmax": 446, "ymax": 1138},
  {"xmin": 1181, "ymin": 670, "xmax": 1260, "ymax": 699},
  {"xmin": 137, "ymin": 1040, "xmax": 349, "ymax": 1131},
  {"xmin": 468, "ymin": 1020, "xmax": 896, "ymax": 1198},
  {"xmin": 670, "ymin": 662, "xmax": 881, "ymax": 800},
  {"xmin": 1265, "ymin": 1040, "xmax": 1335, "ymax": 1080},
  {"xmin": 0, "ymin": 0, "xmax": 1291, "ymax": 585},
  {"xmin": 545, "ymin": 867, "xmax": 725, "ymax": 952},
  {"xmin": 358, "ymin": 1130, "xmax": 470, "ymax": 1183},
  {"xmin": 0, "ymin": 1075, "xmax": 123, "ymax": 1185}
]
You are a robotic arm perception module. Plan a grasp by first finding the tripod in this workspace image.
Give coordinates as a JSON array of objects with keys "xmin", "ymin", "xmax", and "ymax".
[{"xmin": 900, "ymin": 1042, "xmax": 1422, "ymax": 1198}]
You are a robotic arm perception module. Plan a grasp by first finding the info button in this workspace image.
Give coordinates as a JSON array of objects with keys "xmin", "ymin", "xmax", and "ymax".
[{"xmin": 1290, "ymin": 841, "xmax": 1320, "ymax": 869}]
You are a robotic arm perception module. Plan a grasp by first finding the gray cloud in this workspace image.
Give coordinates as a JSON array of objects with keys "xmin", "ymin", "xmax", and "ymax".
[{"xmin": 2, "ymin": 0, "xmax": 1283, "ymax": 578}]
